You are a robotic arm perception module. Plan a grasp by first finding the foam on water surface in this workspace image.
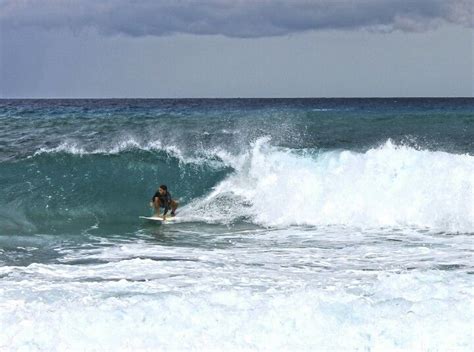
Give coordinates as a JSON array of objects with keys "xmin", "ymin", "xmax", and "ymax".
[
  {"xmin": 0, "ymin": 226, "xmax": 472, "ymax": 351},
  {"xmin": 186, "ymin": 138, "xmax": 474, "ymax": 232}
]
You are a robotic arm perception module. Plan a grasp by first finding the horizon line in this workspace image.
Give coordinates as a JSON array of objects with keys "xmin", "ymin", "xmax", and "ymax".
[{"xmin": 1, "ymin": 96, "xmax": 473, "ymax": 100}]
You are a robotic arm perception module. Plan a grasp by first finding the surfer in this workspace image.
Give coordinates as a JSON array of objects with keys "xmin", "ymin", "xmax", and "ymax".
[{"xmin": 150, "ymin": 185, "xmax": 178, "ymax": 220}]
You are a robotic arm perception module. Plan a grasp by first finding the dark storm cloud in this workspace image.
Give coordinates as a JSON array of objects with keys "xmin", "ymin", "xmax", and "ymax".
[{"xmin": 1, "ymin": 0, "xmax": 472, "ymax": 37}]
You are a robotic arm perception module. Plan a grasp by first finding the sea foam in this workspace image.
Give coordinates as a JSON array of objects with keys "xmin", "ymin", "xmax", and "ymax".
[
  {"xmin": 0, "ymin": 237, "xmax": 472, "ymax": 351},
  {"xmin": 186, "ymin": 138, "xmax": 474, "ymax": 232}
]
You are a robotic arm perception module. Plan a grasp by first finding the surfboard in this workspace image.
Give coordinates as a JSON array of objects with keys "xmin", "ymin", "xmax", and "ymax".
[{"xmin": 139, "ymin": 216, "xmax": 178, "ymax": 223}]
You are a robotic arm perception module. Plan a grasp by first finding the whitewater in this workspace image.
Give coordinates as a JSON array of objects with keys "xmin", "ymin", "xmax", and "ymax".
[{"xmin": 0, "ymin": 98, "xmax": 473, "ymax": 351}]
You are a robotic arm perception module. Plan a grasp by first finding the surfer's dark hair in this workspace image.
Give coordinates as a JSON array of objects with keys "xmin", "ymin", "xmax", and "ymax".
[{"xmin": 159, "ymin": 185, "xmax": 167, "ymax": 191}]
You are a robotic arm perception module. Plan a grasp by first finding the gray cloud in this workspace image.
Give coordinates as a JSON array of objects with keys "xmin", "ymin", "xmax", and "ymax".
[{"xmin": 1, "ymin": 0, "xmax": 472, "ymax": 37}]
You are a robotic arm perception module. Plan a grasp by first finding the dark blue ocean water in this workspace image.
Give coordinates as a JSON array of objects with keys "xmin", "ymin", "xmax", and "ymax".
[
  {"xmin": 1, "ymin": 98, "xmax": 473, "ymax": 161},
  {"xmin": 0, "ymin": 98, "xmax": 473, "ymax": 350}
]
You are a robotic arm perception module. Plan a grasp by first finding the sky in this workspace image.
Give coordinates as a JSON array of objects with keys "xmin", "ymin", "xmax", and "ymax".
[{"xmin": 1, "ymin": 0, "xmax": 473, "ymax": 98}]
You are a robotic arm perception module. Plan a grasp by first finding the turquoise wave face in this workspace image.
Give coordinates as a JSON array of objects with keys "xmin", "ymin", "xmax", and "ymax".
[{"xmin": 0, "ymin": 149, "xmax": 232, "ymax": 235}]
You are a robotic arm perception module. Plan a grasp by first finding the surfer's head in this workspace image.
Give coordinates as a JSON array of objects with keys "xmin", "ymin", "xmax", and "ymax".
[{"xmin": 159, "ymin": 185, "xmax": 168, "ymax": 194}]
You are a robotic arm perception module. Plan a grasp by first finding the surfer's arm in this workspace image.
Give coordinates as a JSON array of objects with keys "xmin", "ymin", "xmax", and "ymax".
[{"xmin": 161, "ymin": 206, "xmax": 169, "ymax": 220}]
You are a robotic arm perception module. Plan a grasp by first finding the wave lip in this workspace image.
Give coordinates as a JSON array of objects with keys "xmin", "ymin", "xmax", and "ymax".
[
  {"xmin": 29, "ymin": 137, "xmax": 235, "ymax": 168},
  {"xmin": 187, "ymin": 138, "xmax": 474, "ymax": 232},
  {"xmin": 32, "ymin": 139, "xmax": 164, "ymax": 156}
]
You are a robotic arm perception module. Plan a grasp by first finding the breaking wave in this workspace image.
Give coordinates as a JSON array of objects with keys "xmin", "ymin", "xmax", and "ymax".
[{"xmin": 1, "ymin": 137, "xmax": 472, "ymax": 233}]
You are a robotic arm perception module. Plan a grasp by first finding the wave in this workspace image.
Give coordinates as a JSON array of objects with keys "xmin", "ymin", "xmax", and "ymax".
[{"xmin": 1, "ymin": 137, "xmax": 473, "ymax": 233}]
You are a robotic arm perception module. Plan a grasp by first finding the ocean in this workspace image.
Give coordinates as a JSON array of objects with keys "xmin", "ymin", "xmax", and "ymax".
[{"xmin": 0, "ymin": 98, "xmax": 473, "ymax": 351}]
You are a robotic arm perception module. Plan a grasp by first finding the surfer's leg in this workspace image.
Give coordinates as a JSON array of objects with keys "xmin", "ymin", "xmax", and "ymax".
[
  {"xmin": 170, "ymin": 200, "xmax": 179, "ymax": 216},
  {"xmin": 153, "ymin": 198, "xmax": 162, "ymax": 216}
]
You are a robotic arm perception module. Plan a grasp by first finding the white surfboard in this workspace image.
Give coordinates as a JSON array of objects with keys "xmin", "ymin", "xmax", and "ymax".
[{"xmin": 139, "ymin": 216, "xmax": 178, "ymax": 223}]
